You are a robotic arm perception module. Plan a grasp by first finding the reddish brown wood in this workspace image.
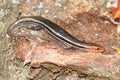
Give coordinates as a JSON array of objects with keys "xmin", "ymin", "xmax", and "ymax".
[{"xmin": 14, "ymin": 38, "xmax": 120, "ymax": 79}]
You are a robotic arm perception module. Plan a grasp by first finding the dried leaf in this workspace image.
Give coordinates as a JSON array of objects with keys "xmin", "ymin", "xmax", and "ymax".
[
  {"xmin": 116, "ymin": 48, "xmax": 120, "ymax": 54},
  {"xmin": 117, "ymin": 24, "xmax": 120, "ymax": 33},
  {"xmin": 110, "ymin": 2, "xmax": 120, "ymax": 19}
]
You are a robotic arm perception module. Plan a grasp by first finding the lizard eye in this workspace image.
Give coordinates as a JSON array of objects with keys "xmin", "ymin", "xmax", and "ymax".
[{"xmin": 96, "ymin": 48, "xmax": 100, "ymax": 50}]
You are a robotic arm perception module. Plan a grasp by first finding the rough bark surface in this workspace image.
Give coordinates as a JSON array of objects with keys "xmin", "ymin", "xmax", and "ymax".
[{"xmin": 14, "ymin": 38, "xmax": 120, "ymax": 79}]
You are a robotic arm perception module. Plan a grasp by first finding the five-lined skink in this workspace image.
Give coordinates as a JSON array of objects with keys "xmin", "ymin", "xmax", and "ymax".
[{"xmin": 7, "ymin": 16, "xmax": 105, "ymax": 53}]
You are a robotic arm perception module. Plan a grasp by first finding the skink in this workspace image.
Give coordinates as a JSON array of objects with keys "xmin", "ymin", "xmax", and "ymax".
[{"xmin": 7, "ymin": 16, "xmax": 105, "ymax": 53}]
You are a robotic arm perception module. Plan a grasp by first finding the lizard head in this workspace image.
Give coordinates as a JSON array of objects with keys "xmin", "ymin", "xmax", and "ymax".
[{"xmin": 85, "ymin": 42, "xmax": 105, "ymax": 53}]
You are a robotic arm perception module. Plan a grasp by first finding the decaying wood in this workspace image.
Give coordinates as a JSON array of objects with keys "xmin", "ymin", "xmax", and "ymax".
[{"xmin": 13, "ymin": 38, "xmax": 120, "ymax": 79}]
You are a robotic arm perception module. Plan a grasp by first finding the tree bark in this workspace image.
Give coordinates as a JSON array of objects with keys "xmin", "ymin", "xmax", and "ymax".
[{"xmin": 14, "ymin": 38, "xmax": 120, "ymax": 79}]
